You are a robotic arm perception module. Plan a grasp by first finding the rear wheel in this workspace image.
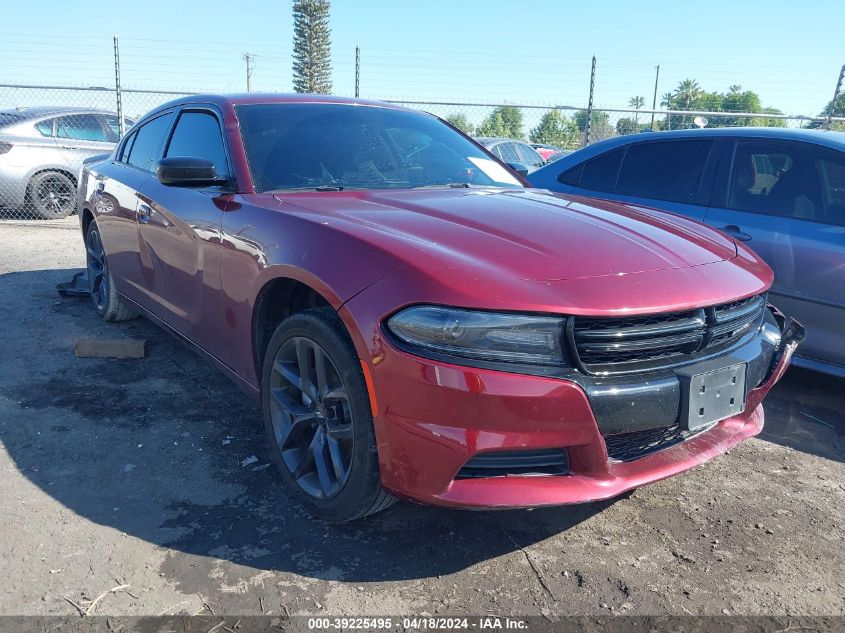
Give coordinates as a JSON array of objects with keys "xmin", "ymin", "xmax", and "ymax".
[
  {"xmin": 261, "ymin": 309, "xmax": 395, "ymax": 522},
  {"xmin": 27, "ymin": 171, "xmax": 76, "ymax": 219},
  {"xmin": 85, "ymin": 222, "xmax": 138, "ymax": 322}
]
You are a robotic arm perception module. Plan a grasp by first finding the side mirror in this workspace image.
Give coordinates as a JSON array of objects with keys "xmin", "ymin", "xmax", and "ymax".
[
  {"xmin": 157, "ymin": 156, "xmax": 226, "ymax": 187},
  {"xmin": 506, "ymin": 162, "xmax": 529, "ymax": 178}
]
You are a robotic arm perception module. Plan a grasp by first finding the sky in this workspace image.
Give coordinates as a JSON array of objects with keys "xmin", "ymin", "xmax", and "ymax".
[{"xmin": 1, "ymin": 0, "xmax": 843, "ymax": 118}]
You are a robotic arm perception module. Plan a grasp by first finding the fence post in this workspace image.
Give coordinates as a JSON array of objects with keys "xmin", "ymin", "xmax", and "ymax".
[
  {"xmin": 583, "ymin": 55, "xmax": 596, "ymax": 146},
  {"xmin": 113, "ymin": 35, "xmax": 124, "ymax": 137},
  {"xmin": 826, "ymin": 64, "xmax": 845, "ymax": 130},
  {"xmin": 651, "ymin": 64, "xmax": 660, "ymax": 131},
  {"xmin": 355, "ymin": 46, "xmax": 360, "ymax": 98}
]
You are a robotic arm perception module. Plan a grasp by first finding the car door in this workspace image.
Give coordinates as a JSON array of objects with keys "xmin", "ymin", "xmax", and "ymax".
[
  {"xmin": 551, "ymin": 139, "xmax": 717, "ymax": 221},
  {"xmin": 96, "ymin": 113, "xmax": 175, "ymax": 305},
  {"xmin": 704, "ymin": 139, "xmax": 845, "ymax": 370},
  {"xmin": 134, "ymin": 107, "xmax": 232, "ymax": 348},
  {"xmin": 54, "ymin": 113, "xmax": 118, "ymax": 174}
]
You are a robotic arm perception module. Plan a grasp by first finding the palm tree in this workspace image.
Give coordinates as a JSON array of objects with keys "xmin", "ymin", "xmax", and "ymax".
[
  {"xmin": 729, "ymin": 84, "xmax": 742, "ymax": 94},
  {"xmin": 660, "ymin": 92, "xmax": 676, "ymax": 129},
  {"xmin": 629, "ymin": 96, "xmax": 645, "ymax": 124},
  {"xmin": 675, "ymin": 79, "xmax": 701, "ymax": 128}
]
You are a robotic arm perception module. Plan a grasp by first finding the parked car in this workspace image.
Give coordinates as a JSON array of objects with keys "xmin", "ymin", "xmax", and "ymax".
[
  {"xmin": 78, "ymin": 94, "xmax": 801, "ymax": 521},
  {"xmin": 529, "ymin": 128, "xmax": 844, "ymax": 378},
  {"xmin": 0, "ymin": 106, "xmax": 132, "ymax": 218},
  {"xmin": 531, "ymin": 143, "xmax": 561, "ymax": 161},
  {"xmin": 476, "ymin": 136, "xmax": 546, "ymax": 172}
]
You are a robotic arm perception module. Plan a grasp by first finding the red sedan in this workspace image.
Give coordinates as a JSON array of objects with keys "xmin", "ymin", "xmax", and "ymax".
[{"xmin": 77, "ymin": 94, "xmax": 803, "ymax": 521}]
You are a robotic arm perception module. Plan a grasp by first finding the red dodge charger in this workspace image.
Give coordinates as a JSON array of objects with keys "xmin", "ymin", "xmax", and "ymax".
[{"xmin": 78, "ymin": 94, "xmax": 803, "ymax": 521}]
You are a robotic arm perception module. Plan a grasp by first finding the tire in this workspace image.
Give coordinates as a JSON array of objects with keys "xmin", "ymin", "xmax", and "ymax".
[
  {"xmin": 27, "ymin": 171, "xmax": 76, "ymax": 219},
  {"xmin": 261, "ymin": 308, "xmax": 396, "ymax": 522},
  {"xmin": 85, "ymin": 222, "xmax": 138, "ymax": 322}
]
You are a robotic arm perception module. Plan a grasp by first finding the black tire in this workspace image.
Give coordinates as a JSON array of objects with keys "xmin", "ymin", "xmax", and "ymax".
[
  {"xmin": 27, "ymin": 171, "xmax": 76, "ymax": 219},
  {"xmin": 261, "ymin": 308, "xmax": 396, "ymax": 522},
  {"xmin": 85, "ymin": 222, "xmax": 138, "ymax": 322}
]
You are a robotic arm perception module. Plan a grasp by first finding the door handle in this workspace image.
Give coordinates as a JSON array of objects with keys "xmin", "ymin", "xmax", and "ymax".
[
  {"xmin": 60, "ymin": 145, "xmax": 80, "ymax": 150},
  {"xmin": 722, "ymin": 224, "xmax": 752, "ymax": 242},
  {"xmin": 137, "ymin": 203, "xmax": 154, "ymax": 224}
]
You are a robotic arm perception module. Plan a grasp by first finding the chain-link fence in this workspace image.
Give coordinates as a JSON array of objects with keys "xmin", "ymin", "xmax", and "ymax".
[{"xmin": 1, "ymin": 83, "xmax": 843, "ymax": 220}]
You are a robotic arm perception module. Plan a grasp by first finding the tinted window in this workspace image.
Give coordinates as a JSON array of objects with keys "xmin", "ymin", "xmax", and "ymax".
[
  {"xmin": 617, "ymin": 140, "xmax": 712, "ymax": 203},
  {"xmin": 236, "ymin": 104, "xmax": 521, "ymax": 192},
  {"xmin": 118, "ymin": 131, "xmax": 136, "ymax": 163},
  {"xmin": 515, "ymin": 142, "xmax": 543, "ymax": 168},
  {"xmin": 558, "ymin": 164, "xmax": 582, "ymax": 186},
  {"xmin": 165, "ymin": 111, "xmax": 229, "ymax": 177},
  {"xmin": 127, "ymin": 113, "xmax": 175, "ymax": 173},
  {"xmin": 55, "ymin": 114, "xmax": 109, "ymax": 142},
  {"xmin": 819, "ymin": 153, "xmax": 845, "ymax": 225},
  {"xmin": 579, "ymin": 148, "xmax": 624, "ymax": 192},
  {"xmin": 35, "ymin": 119, "xmax": 54, "ymax": 137},
  {"xmin": 729, "ymin": 142, "xmax": 816, "ymax": 221}
]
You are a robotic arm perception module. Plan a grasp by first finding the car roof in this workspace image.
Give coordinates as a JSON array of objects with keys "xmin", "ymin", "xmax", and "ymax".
[
  {"xmin": 0, "ymin": 106, "xmax": 116, "ymax": 120},
  {"xmin": 533, "ymin": 127, "xmax": 845, "ymax": 176},
  {"xmin": 138, "ymin": 93, "xmax": 417, "ymax": 121}
]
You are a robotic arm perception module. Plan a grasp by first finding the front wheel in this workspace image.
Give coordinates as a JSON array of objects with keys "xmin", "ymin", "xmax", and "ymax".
[
  {"xmin": 85, "ymin": 222, "xmax": 138, "ymax": 322},
  {"xmin": 261, "ymin": 308, "xmax": 395, "ymax": 522}
]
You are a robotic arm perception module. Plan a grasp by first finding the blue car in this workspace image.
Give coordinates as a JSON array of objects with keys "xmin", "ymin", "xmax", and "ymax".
[{"xmin": 529, "ymin": 128, "xmax": 845, "ymax": 378}]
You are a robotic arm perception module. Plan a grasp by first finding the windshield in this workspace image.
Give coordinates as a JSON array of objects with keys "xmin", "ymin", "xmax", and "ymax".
[{"xmin": 235, "ymin": 103, "xmax": 522, "ymax": 192}]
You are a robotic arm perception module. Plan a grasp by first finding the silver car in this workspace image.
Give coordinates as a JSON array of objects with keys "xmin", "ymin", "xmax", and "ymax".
[{"xmin": 0, "ymin": 107, "xmax": 131, "ymax": 219}]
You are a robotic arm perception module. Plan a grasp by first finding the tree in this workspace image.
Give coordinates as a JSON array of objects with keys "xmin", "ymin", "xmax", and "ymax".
[
  {"xmin": 292, "ymin": 0, "xmax": 332, "ymax": 95},
  {"xmin": 477, "ymin": 106, "xmax": 523, "ymax": 139},
  {"xmin": 809, "ymin": 92, "xmax": 845, "ymax": 128},
  {"xmin": 444, "ymin": 113, "xmax": 475, "ymax": 136},
  {"xmin": 629, "ymin": 96, "xmax": 645, "ymax": 123},
  {"xmin": 675, "ymin": 79, "xmax": 701, "ymax": 128},
  {"xmin": 574, "ymin": 109, "xmax": 613, "ymax": 142},
  {"xmin": 615, "ymin": 117, "xmax": 639, "ymax": 135},
  {"xmin": 528, "ymin": 110, "xmax": 579, "ymax": 148}
]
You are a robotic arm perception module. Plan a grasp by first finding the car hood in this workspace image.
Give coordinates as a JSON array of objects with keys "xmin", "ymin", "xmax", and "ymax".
[{"xmin": 271, "ymin": 188, "xmax": 737, "ymax": 282}]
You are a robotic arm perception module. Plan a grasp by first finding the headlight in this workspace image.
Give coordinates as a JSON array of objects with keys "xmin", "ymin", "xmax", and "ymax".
[{"xmin": 386, "ymin": 305, "xmax": 567, "ymax": 366}]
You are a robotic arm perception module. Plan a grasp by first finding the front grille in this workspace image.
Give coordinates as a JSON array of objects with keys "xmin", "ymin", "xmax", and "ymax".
[
  {"xmin": 603, "ymin": 425, "xmax": 684, "ymax": 462},
  {"xmin": 455, "ymin": 448, "xmax": 569, "ymax": 479},
  {"xmin": 571, "ymin": 293, "xmax": 766, "ymax": 375}
]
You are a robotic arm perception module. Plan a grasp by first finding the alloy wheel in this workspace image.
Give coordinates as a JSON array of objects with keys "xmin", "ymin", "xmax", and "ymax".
[
  {"xmin": 36, "ymin": 175, "xmax": 74, "ymax": 215},
  {"xmin": 269, "ymin": 336, "xmax": 355, "ymax": 499},
  {"xmin": 86, "ymin": 228, "xmax": 107, "ymax": 311}
]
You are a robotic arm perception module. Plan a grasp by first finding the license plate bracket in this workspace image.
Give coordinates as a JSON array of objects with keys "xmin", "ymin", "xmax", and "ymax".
[{"xmin": 678, "ymin": 363, "xmax": 747, "ymax": 432}]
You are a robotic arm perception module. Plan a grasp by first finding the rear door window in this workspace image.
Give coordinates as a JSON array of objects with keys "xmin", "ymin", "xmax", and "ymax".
[
  {"xmin": 819, "ymin": 153, "xmax": 845, "ymax": 226},
  {"xmin": 55, "ymin": 114, "xmax": 110, "ymax": 142},
  {"xmin": 616, "ymin": 140, "xmax": 713, "ymax": 203},
  {"xmin": 497, "ymin": 142, "xmax": 520, "ymax": 163},
  {"xmin": 126, "ymin": 112, "xmax": 175, "ymax": 173},
  {"xmin": 578, "ymin": 147, "xmax": 624, "ymax": 193}
]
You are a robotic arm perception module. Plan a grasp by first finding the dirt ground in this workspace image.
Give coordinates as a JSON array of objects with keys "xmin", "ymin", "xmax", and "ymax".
[{"xmin": 0, "ymin": 218, "xmax": 843, "ymax": 618}]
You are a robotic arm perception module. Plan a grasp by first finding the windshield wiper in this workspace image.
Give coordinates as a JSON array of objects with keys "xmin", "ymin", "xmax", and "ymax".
[{"xmin": 315, "ymin": 185, "xmax": 345, "ymax": 191}]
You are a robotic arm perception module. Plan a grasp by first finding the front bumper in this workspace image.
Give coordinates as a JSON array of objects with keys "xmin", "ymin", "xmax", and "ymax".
[{"xmin": 361, "ymin": 305, "xmax": 803, "ymax": 509}]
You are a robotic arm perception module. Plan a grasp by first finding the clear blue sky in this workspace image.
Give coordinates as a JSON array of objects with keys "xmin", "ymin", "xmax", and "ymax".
[{"xmin": 2, "ymin": 0, "xmax": 843, "ymax": 116}]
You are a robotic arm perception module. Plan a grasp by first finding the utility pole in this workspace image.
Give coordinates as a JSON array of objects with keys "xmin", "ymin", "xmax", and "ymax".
[
  {"xmin": 354, "ymin": 46, "xmax": 360, "ymax": 98},
  {"xmin": 826, "ymin": 64, "xmax": 844, "ymax": 130},
  {"xmin": 243, "ymin": 53, "xmax": 255, "ymax": 92},
  {"xmin": 113, "ymin": 35, "xmax": 125, "ymax": 137},
  {"xmin": 651, "ymin": 64, "xmax": 660, "ymax": 131},
  {"xmin": 583, "ymin": 55, "xmax": 596, "ymax": 146}
]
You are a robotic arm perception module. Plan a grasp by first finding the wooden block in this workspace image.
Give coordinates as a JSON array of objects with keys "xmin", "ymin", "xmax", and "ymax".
[{"xmin": 74, "ymin": 338, "xmax": 147, "ymax": 359}]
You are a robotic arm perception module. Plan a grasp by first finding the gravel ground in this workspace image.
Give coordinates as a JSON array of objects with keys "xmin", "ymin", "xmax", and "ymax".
[{"xmin": 0, "ymin": 219, "xmax": 843, "ymax": 618}]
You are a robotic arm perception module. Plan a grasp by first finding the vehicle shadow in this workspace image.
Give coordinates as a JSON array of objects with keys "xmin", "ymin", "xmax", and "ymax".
[
  {"xmin": 759, "ymin": 366, "xmax": 845, "ymax": 464},
  {"xmin": 0, "ymin": 268, "xmax": 613, "ymax": 590}
]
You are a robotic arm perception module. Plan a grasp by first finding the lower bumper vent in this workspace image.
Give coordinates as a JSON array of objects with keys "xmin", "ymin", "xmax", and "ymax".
[
  {"xmin": 604, "ymin": 425, "xmax": 684, "ymax": 462},
  {"xmin": 456, "ymin": 449, "xmax": 569, "ymax": 479}
]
